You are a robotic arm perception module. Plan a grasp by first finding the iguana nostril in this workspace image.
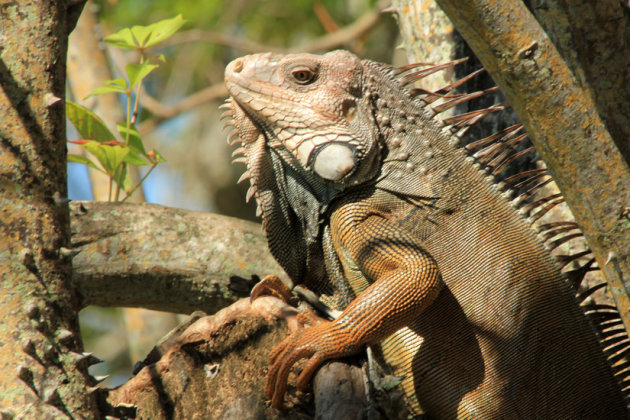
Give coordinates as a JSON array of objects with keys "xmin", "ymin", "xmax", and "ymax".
[{"xmin": 232, "ymin": 59, "xmax": 243, "ymax": 73}]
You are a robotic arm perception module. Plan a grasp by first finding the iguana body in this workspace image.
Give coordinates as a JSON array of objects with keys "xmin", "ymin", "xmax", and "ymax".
[{"xmin": 223, "ymin": 50, "xmax": 627, "ymax": 417}]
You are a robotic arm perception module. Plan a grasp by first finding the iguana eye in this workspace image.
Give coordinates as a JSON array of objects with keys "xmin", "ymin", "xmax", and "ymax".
[{"xmin": 291, "ymin": 67, "xmax": 317, "ymax": 84}]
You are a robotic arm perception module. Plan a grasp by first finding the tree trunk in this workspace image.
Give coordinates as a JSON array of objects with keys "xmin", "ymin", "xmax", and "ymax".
[
  {"xmin": 0, "ymin": 1, "xmax": 98, "ymax": 418},
  {"xmin": 524, "ymin": 0, "xmax": 630, "ymax": 164}
]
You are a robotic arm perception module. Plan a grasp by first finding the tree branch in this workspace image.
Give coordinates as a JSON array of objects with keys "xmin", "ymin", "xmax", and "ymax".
[
  {"xmin": 137, "ymin": 83, "xmax": 227, "ymax": 121},
  {"xmin": 161, "ymin": 2, "xmax": 386, "ymax": 55},
  {"xmin": 104, "ymin": 297, "xmax": 373, "ymax": 419},
  {"xmin": 288, "ymin": 2, "xmax": 385, "ymax": 54},
  {"xmin": 70, "ymin": 201, "xmax": 289, "ymax": 313}
]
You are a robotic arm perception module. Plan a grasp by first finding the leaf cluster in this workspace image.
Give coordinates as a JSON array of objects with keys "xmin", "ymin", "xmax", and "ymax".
[{"xmin": 67, "ymin": 15, "xmax": 184, "ymax": 201}]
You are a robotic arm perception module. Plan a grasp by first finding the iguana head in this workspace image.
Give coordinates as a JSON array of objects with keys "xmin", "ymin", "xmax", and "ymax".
[
  {"xmin": 223, "ymin": 50, "xmax": 448, "ymax": 223},
  {"xmin": 224, "ymin": 50, "xmax": 382, "ymax": 191}
]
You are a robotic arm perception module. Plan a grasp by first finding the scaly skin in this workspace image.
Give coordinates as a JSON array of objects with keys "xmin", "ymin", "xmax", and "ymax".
[
  {"xmin": 265, "ymin": 192, "xmax": 443, "ymax": 409},
  {"xmin": 224, "ymin": 50, "xmax": 626, "ymax": 417}
]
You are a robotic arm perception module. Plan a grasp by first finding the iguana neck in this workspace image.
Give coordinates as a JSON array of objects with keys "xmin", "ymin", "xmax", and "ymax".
[{"xmin": 360, "ymin": 59, "xmax": 471, "ymax": 212}]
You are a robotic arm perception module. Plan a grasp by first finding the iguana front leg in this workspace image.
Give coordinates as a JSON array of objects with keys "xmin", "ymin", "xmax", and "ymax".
[{"xmin": 266, "ymin": 208, "xmax": 444, "ymax": 409}]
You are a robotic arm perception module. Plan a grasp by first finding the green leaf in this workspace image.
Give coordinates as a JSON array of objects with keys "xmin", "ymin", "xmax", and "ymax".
[
  {"xmin": 126, "ymin": 63, "xmax": 158, "ymax": 89},
  {"xmin": 103, "ymin": 15, "xmax": 186, "ymax": 50},
  {"xmin": 117, "ymin": 123, "xmax": 146, "ymax": 155},
  {"xmin": 124, "ymin": 150, "xmax": 150, "ymax": 166},
  {"xmin": 131, "ymin": 26, "xmax": 153, "ymax": 48},
  {"xmin": 66, "ymin": 101, "xmax": 116, "ymax": 143},
  {"xmin": 137, "ymin": 15, "xmax": 186, "ymax": 48},
  {"xmin": 86, "ymin": 78, "xmax": 128, "ymax": 98},
  {"xmin": 103, "ymin": 28, "xmax": 139, "ymax": 50},
  {"xmin": 82, "ymin": 141, "xmax": 130, "ymax": 176},
  {"xmin": 67, "ymin": 154, "xmax": 103, "ymax": 172}
]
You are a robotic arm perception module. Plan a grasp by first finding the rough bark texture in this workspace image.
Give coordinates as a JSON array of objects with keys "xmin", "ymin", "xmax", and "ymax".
[
  {"xmin": 104, "ymin": 297, "xmax": 370, "ymax": 419},
  {"xmin": 312, "ymin": 362, "xmax": 367, "ymax": 419},
  {"xmin": 525, "ymin": 0, "xmax": 630, "ymax": 165},
  {"xmin": 422, "ymin": 0, "xmax": 630, "ymax": 335},
  {"xmin": 394, "ymin": 0, "xmax": 457, "ymax": 91},
  {"xmin": 0, "ymin": 1, "xmax": 98, "ymax": 418},
  {"xmin": 70, "ymin": 201, "xmax": 290, "ymax": 313}
]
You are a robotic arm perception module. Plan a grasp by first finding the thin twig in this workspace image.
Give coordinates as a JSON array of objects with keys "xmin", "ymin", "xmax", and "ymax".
[
  {"xmin": 314, "ymin": 1, "xmax": 340, "ymax": 33},
  {"xmin": 160, "ymin": 2, "xmax": 384, "ymax": 54},
  {"xmin": 139, "ymin": 83, "xmax": 228, "ymax": 119},
  {"xmin": 122, "ymin": 163, "xmax": 156, "ymax": 203}
]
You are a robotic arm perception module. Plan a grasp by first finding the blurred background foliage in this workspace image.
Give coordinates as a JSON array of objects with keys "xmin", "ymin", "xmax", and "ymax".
[{"xmin": 70, "ymin": 0, "xmax": 401, "ymax": 388}]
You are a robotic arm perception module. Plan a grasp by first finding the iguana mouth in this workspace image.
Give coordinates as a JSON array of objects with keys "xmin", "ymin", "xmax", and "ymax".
[{"xmin": 224, "ymin": 55, "xmax": 279, "ymax": 143}]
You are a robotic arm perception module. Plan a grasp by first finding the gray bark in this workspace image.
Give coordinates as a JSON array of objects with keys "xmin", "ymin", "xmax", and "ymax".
[
  {"xmin": 0, "ymin": 1, "xmax": 98, "ymax": 418},
  {"xmin": 70, "ymin": 201, "xmax": 290, "ymax": 313}
]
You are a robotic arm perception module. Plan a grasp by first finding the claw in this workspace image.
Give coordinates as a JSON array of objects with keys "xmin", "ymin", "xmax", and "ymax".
[
  {"xmin": 296, "ymin": 354, "xmax": 324, "ymax": 392},
  {"xmin": 250, "ymin": 274, "xmax": 296, "ymax": 305},
  {"xmin": 264, "ymin": 320, "xmax": 335, "ymax": 409}
]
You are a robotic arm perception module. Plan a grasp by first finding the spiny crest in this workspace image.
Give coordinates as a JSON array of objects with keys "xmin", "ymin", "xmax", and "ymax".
[
  {"xmin": 219, "ymin": 97, "xmax": 262, "ymax": 215},
  {"xmin": 393, "ymin": 58, "xmax": 574, "ymax": 259},
  {"xmin": 392, "ymin": 59, "xmax": 507, "ymax": 139},
  {"xmin": 393, "ymin": 58, "xmax": 630, "ymax": 398}
]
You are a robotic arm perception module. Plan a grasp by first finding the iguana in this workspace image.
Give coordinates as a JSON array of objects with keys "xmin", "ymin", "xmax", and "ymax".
[{"xmin": 222, "ymin": 50, "xmax": 629, "ymax": 418}]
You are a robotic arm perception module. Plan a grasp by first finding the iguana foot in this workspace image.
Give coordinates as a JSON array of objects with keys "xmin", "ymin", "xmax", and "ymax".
[{"xmin": 265, "ymin": 316, "xmax": 362, "ymax": 409}]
